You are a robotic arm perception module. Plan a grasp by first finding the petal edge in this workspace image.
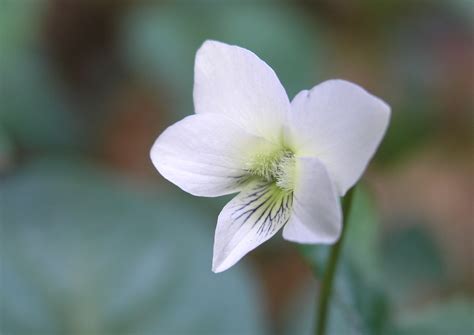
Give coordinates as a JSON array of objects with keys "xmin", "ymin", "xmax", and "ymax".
[
  {"xmin": 289, "ymin": 79, "xmax": 390, "ymax": 196},
  {"xmin": 282, "ymin": 157, "xmax": 342, "ymax": 244},
  {"xmin": 213, "ymin": 182, "xmax": 292, "ymax": 272},
  {"xmin": 150, "ymin": 114, "xmax": 270, "ymax": 197},
  {"xmin": 194, "ymin": 40, "xmax": 290, "ymax": 143}
]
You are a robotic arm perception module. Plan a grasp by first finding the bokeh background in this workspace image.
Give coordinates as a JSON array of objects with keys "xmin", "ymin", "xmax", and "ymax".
[{"xmin": 1, "ymin": 0, "xmax": 473, "ymax": 334}]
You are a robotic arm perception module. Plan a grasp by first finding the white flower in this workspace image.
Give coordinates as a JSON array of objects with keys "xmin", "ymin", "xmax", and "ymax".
[{"xmin": 150, "ymin": 40, "xmax": 390, "ymax": 273}]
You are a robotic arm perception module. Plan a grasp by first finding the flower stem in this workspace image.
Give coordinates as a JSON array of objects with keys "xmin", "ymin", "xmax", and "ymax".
[{"xmin": 315, "ymin": 187, "xmax": 355, "ymax": 335}]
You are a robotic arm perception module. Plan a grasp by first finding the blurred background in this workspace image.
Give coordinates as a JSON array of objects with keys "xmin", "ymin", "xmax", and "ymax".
[{"xmin": 1, "ymin": 0, "xmax": 473, "ymax": 334}]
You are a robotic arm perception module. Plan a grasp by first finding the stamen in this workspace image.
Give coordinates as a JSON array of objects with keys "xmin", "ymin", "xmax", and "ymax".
[
  {"xmin": 246, "ymin": 149, "xmax": 296, "ymax": 192},
  {"xmin": 274, "ymin": 153, "xmax": 296, "ymax": 191}
]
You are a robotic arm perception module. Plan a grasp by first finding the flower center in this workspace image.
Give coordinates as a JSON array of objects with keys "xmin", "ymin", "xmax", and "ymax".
[{"xmin": 247, "ymin": 149, "xmax": 296, "ymax": 192}]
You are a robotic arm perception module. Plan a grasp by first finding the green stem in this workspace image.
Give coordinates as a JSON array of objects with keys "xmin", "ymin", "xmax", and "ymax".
[{"xmin": 315, "ymin": 187, "xmax": 355, "ymax": 335}]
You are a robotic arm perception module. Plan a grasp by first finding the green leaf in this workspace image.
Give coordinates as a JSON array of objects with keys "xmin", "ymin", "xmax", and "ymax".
[
  {"xmin": 327, "ymin": 262, "xmax": 392, "ymax": 335},
  {"xmin": 287, "ymin": 187, "xmax": 393, "ymax": 335},
  {"xmin": 0, "ymin": 158, "xmax": 265, "ymax": 335},
  {"xmin": 282, "ymin": 264, "xmax": 393, "ymax": 335},
  {"xmin": 344, "ymin": 187, "xmax": 380, "ymax": 282},
  {"xmin": 297, "ymin": 187, "xmax": 380, "ymax": 278}
]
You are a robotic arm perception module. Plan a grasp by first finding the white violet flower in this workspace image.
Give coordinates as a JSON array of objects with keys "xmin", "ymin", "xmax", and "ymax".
[{"xmin": 150, "ymin": 40, "xmax": 390, "ymax": 273}]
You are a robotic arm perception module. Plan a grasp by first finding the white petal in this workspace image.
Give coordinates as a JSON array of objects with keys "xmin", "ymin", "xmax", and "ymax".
[
  {"xmin": 288, "ymin": 79, "xmax": 390, "ymax": 196},
  {"xmin": 194, "ymin": 40, "xmax": 290, "ymax": 143},
  {"xmin": 150, "ymin": 114, "xmax": 272, "ymax": 197},
  {"xmin": 283, "ymin": 157, "xmax": 342, "ymax": 244},
  {"xmin": 213, "ymin": 182, "xmax": 292, "ymax": 273}
]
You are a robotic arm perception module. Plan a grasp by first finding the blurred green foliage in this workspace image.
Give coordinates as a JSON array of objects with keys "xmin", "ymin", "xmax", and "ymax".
[
  {"xmin": 394, "ymin": 298, "xmax": 474, "ymax": 335},
  {"xmin": 122, "ymin": 2, "xmax": 324, "ymax": 120},
  {"xmin": 1, "ymin": 58, "xmax": 81, "ymax": 152},
  {"xmin": 1, "ymin": 159, "xmax": 265, "ymax": 334},
  {"xmin": 381, "ymin": 223, "xmax": 446, "ymax": 305},
  {"xmin": 292, "ymin": 189, "xmax": 392, "ymax": 335},
  {"xmin": 1, "ymin": 0, "xmax": 472, "ymax": 334},
  {"xmin": 0, "ymin": 0, "xmax": 81, "ymax": 155},
  {"xmin": 376, "ymin": 90, "xmax": 439, "ymax": 166},
  {"xmin": 0, "ymin": 0, "xmax": 44, "ymax": 59},
  {"xmin": 290, "ymin": 188, "xmax": 473, "ymax": 335}
]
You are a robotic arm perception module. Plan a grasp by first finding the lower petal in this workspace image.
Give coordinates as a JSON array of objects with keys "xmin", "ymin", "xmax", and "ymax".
[
  {"xmin": 283, "ymin": 157, "xmax": 342, "ymax": 244},
  {"xmin": 212, "ymin": 181, "xmax": 293, "ymax": 273}
]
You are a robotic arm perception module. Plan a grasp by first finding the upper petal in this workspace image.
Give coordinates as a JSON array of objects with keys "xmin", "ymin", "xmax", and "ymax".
[
  {"xmin": 213, "ymin": 182, "xmax": 292, "ymax": 273},
  {"xmin": 282, "ymin": 157, "xmax": 342, "ymax": 244},
  {"xmin": 194, "ymin": 40, "xmax": 290, "ymax": 143},
  {"xmin": 150, "ymin": 114, "xmax": 272, "ymax": 197},
  {"xmin": 288, "ymin": 79, "xmax": 390, "ymax": 196}
]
